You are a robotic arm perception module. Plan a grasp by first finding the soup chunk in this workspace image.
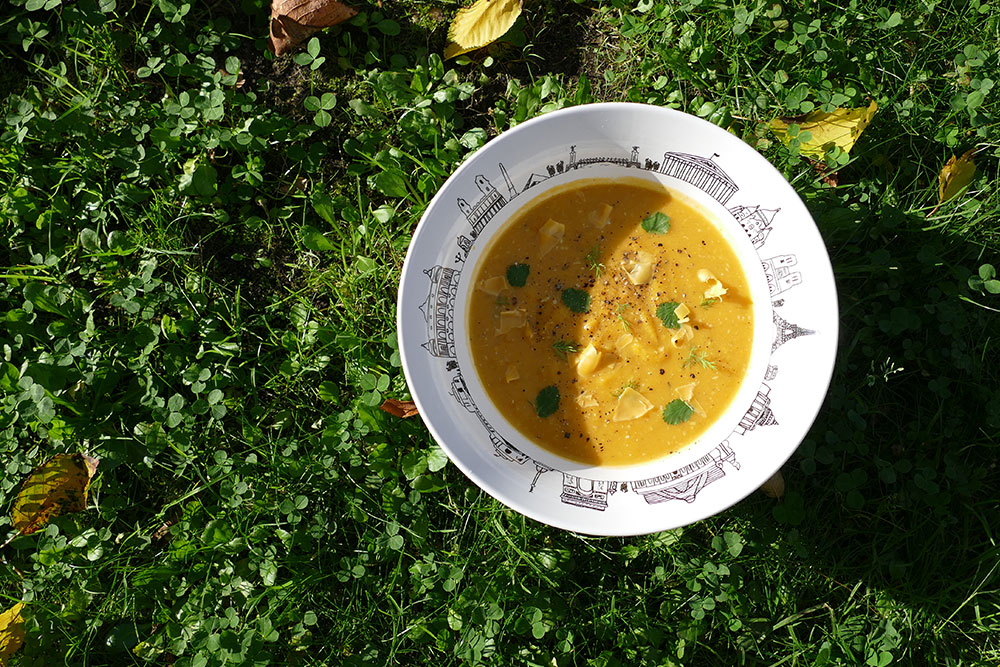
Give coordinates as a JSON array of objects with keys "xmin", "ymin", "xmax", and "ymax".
[{"xmin": 468, "ymin": 178, "xmax": 753, "ymax": 465}]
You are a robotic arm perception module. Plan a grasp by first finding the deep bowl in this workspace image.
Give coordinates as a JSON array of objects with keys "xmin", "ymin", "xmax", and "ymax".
[{"xmin": 397, "ymin": 103, "xmax": 837, "ymax": 535}]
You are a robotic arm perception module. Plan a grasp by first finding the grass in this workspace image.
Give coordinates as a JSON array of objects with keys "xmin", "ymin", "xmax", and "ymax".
[{"xmin": 1, "ymin": 0, "xmax": 999, "ymax": 664}]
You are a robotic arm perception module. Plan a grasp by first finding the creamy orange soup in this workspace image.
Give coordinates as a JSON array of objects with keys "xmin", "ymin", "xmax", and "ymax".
[{"xmin": 468, "ymin": 178, "xmax": 753, "ymax": 465}]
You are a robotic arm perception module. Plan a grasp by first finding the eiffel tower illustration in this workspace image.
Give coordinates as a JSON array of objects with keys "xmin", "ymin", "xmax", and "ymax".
[{"xmin": 772, "ymin": 312, "xmax": 815, "ymax": 353}]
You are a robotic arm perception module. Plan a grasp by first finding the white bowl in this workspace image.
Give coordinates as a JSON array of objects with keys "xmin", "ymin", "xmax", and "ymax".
[{"xmin": 397, "ymin": 103, "xmax": 838, "ymax": 535}]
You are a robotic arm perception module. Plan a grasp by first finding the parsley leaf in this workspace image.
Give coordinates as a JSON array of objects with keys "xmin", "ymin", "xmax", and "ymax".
[
  {"xmin": 662, "ymin": 399, "xmax": 694, "ymax": 424},
  {"xmin": 506, "ymin": 263, "xmax": 530, "ymax": 287},
  {"xmin": 561, "ymin": 288, "xmax": 591, "ymax": 313},
  {"xmin": 641, "ymin": 212, "xmax": 671, "ymax": 234},
  {"xmin": 535, "ymin": 385, "xmax": 560, "ymax": 418},
  {"xmin": 655, "ymin": 301, "xmax": 682, "ymax": 328}
]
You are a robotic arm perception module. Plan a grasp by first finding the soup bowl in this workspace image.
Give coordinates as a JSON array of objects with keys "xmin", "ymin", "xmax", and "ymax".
[{"xmin": 397, "ymin": 103, "xmax": 838, "ymax": 535}]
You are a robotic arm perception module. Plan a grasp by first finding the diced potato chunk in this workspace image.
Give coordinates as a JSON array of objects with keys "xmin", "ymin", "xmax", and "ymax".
[
  {"xmin": 505, "ymin": 365, "xmax": 520, "ymax": 383},
  {"xmin": 496, "ymin": 309, "xmax": 527, "ymax": 335},
  {"xmin": 697, "ymin": 269, "xmax": 728, "ymax": 300},
  {"xmin": 576, "ymin": 342, "xmax": 602, "ymax": 377},
  {"xmin": 622, "ymin": 250, "xmax": 654, "ymax": 285},
  {"xmin": 588, "ymin": 203, "xmax": 613, "ymax": 228},
  {"xmin": 575, "ymin": 391, "xmax": 599, "ymax": 408},
  {"xmin": 477, "ymin": 276, "xmax": 505, "ymax": 296},
  {"xmin": 612, "ymin": 387, "xmax": 654, "ymax": 422},
  {"xmin": 538, "ymin": 218, "xmax": 565, "ymax": 256}
]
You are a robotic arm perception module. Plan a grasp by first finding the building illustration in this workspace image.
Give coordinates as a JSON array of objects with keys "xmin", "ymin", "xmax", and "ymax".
[
  {"xmin": 420, "ymin": 265, "xmax": 459, "ymax": 358},
  {"xmin": 448, "ymin": 373, "xmax": 530, "ymax": 465},
  {"xmin": 762, "ymin": 254, "xmax": 803, "ymax": 297},
  {"xmin": 560, "ymin": 474, "xmax": 618, "ymax": 511},
  {"xmin": 631, "ymin": 442, "xmax": 739, "ymax": 505},
  {"xmin": 457, "ymin": 175, "xmax": 507, "ymax": 238},
  {"xmin": 772, "ymin": 312, "xmax": 815, "ymax": 353},
  {"xmin": 658, "ymin": 152, "xmax": 738, "ymax": 204},
  {"xmin": 734, "ymin": 384, "xmax": 778, "ymax": 435},
  {"xmin": 730, "ymin": 205, "xmax": 778, "ymax": 249}
]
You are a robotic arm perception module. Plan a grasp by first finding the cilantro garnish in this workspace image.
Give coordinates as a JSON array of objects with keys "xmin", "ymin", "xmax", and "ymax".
[
  {"xmin": 700, "ymin": 297, "xmax": 720, "ymax": 308},
  {"xmin": 641, "ymin": 212, "xmax": 671, "ymax": 234},
  {"xmin": 506, "ymin": 263, "xmax": 530, "ymax": 287},
  {"xmin": 535, "ymin": 385, "xmax": 560, "ymax": 418},
  {"xmin": 561, "ymin": 288, "xmax": 590, "ymax": 313},
  {"xmin": 662, "ymin": 399, "xmax": 694, "ymax": 424},
  {"xmin": 655, "ymin": 301, "xmax": 682, "ymax": 328},
  {"xmin": 552, "ymin": 340, "xmax": 579, "ymax": 360}
]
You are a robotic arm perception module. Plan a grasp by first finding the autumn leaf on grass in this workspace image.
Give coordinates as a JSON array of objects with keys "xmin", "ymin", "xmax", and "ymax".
[
  {"xmin": 938, "ymin": 149, "xmax": 977, "ymax": 204},
  {"xmin": 269, "ymin": 0, "xmax": 357, "ymax": 57},
  {"xmin": 444, "ymin": 0, "xmax": 523, "ymax": 60},
  {"xmin": 770, "ymin": 101, "xmax": 878, "ymax": 159},
  {"xmin": 11, "ymin": 453, "xmax": 99, "ymax": 536},
  {"xmin": 380, "ymin": 399, "xmax": 420, "ymax": 418},
  {"xmin": 0, "ymin": 603, "xmax": 25, "ymax": 667}
]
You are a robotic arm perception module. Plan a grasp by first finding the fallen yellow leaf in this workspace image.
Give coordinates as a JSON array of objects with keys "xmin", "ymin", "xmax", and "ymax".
[
  {"xmin": 444, "ymin": 0, "xmax": 523, "ymax": 60},
  {"xmin": 769, "ymin": 101, "xmax": 878, "ymax": 159},
  {"xmin": 11, "ymin": 453, "xmax": 99, "ymax": 536},
  {"xmin": 938, "ymin": 149, "xmax": 977, "ymax": 203},
  {"xmin": 0, "ymin": 603, "xmax": 25, "ymax": 667}
]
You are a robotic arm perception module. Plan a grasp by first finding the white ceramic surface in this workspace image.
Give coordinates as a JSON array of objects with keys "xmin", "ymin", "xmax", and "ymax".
[{"xmin": 397, "ymin": 103, "xmax": 838, "ymax": 536}]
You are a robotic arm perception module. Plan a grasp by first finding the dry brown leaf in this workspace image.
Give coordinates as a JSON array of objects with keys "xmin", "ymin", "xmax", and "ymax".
[
  {"xmin": 380, "ymin": 399, "xmax": 420, "ymax": 418},
  {"xmin": 444, "ymin": 0, "xmax": 523, "ymax": 60},
  {"xmin": 769, "ymin": 101, "xmax": 878, "ymax": 159},
  {"xmin": 0, "ymin": 603, "xmax": 25, "ymax": 667},
  {"xmin": 11, "ymin": 453, "xmax": 99, "ymax": 536},
  {"xmin": 269, "ymin": 0, "xmax": 357, "ymax": 57},
  {"xmin": 938, "ymin": 149, "xmax": 977, "ymax": 204},
  {"xmin": 759, "ymin": 470, "xmax": 785, "ymax": 499}
]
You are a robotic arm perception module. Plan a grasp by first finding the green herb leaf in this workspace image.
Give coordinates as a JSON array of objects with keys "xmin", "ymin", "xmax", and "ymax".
[
  {"xmin": 506, "ymin": 263, "xmax": 530, "ymax": 287},
  {"xmin": 641, "ymin": 212, "xmax": 671, "ymax": 234},
  {"xmin": 684, "ymin": 346, "xmax": 717, "ymax": 370},
  {"xmin": 662, "ymin": 399, "xmax": 694, "ymax": 424},
  {"xmin": 561, "ymin": 288, "xmax": 590, "ymax": 313},
  {"xmin": 552, "ymin": 340, "xmax": 579, "ymax": 360},
  {"xmin": 585, "ymin": 244, "xmax": 605, "ymax": 277},
  {"xmin": 535, "ymin": 385, "xmax": 560, "ymax": 418},
  {"xmin": 656, "ymin": 301, "xmax": 682, "ymax": 328},
  {"xmin": 700, "ymin": 297, "xmax": 720, "ymax": 308}
]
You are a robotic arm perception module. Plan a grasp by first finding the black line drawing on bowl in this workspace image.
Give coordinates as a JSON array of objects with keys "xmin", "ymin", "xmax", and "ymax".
[
  {"xmin": 420, "ymin": 265, "xmax": 459, "ymax": 358},
  {"xmin": 448, "ymin": 371, "xmax": 532, "ymax": 465},
  {"xmin": 730, "ymin": 205, "xmax": 779, "ymax": 249},
  {"xmin": 765, "ymin": 364, "xmax": 778, "ymax": 380},
  {"xmin": 772, "ymin": 312, "xmax": 816, "ymax": 353},
  {"xmin": 526, "ymin": 440, "xmax": 740, "ymax": 512},
  {"xmin": 762, "ymin": 253, "xmax": 803, "ymax": 298},
  {"xmin": 452, "ymin": 149, "xmax": 741, "ymax": 262},
  {"xmin": 657, "ymin": 151, "xmax": 738, "ymax": 204},
  {"xmin": 631, "ymin": 441, "xmax": 739, "ymax": 505},
  {"xmin": 734, "ymin": 383, "xmax": 778, "ymax": 435},
  {"xmin": 560, "ymin": 474, "xmax": 619, "ymax": 511}
]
